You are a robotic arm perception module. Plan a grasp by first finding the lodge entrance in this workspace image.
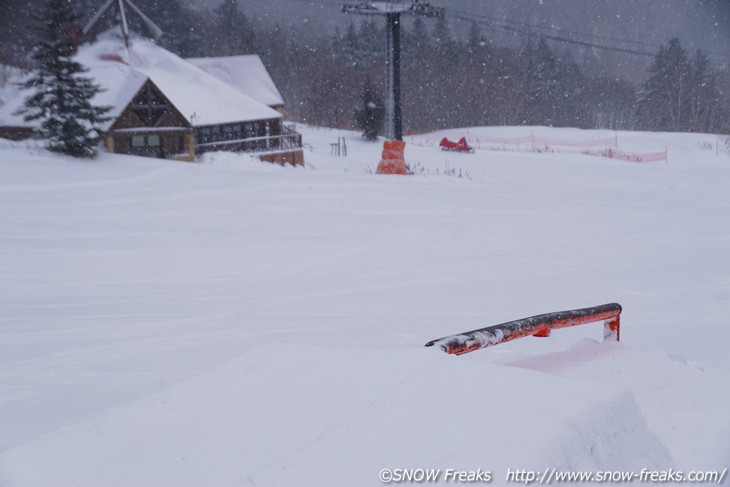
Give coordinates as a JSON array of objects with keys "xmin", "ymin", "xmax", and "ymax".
[{"xmin": 131, "ymin": 134, "xmax": 163, "ymax": 158}]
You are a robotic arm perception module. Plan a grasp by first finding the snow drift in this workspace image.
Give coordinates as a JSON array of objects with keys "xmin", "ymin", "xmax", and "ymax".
[{"xmin": 0, "ymin": 346, "xmax": 672, "ymax": 487}]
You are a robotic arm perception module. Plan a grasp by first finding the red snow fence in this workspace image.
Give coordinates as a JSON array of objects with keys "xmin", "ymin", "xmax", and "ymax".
[
  {"xmin": 471, "ymin": 134, "xmax": 619, "ymax": 148},
  {"xmin": 408, "ymin": 133, "xmax": 668, "ymax": 163},
  {"xmin": 602, "ymin": 147, "xmax": 667, "ymax": 163},
  {"xmin": 376, "ymin": 140, "xmax": 409, "ymax": 175},
  {"xmin": 425, "ymin": 303, "xmax": 622, "ymax": 355}
]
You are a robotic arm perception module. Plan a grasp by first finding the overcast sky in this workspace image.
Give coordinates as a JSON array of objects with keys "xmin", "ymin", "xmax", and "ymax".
[{"xmin": 192, "ymin": 0, "xmax": 729, "ymax": 69}]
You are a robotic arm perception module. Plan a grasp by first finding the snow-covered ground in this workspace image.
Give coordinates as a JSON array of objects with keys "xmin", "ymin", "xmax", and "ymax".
[{"xmin": 0, "ymin": 125, "xmax": 728, "ymax": 486}]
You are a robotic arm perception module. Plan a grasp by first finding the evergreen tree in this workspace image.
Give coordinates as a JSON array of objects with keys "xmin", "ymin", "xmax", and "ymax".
[
  {"xmin": 135, "ymin": 0, "xmax": 203, "ymax": 57},
  {"xmin": 0, "ymin": 0, "xmax": 34, "ymax": 66},
  {"xmin": 522, "ymin": 38, "xmax": 586, "ymax": 127},
  {"xmin": 432, "ymin": 16, "xmax": 457, "ymax": 59},
  {"xmin": 334, "ymin": 21, "xmax": 361, "ymax": 67},
  {"xmin": 16, "ymin": 0, "xmax": 110, "ymax": 158},
  {"xmin": 354, "ymin": 78, "xmax": 384, "ymax": 141},
  {"xmin": 466, "ymin": 21, "xmax": 490, "ymax": 64},
  {"xmin": 584, "ymin": 75, "xmax": 637, "ymax": 130},
  {"xmin": 358, "ymin": 20, "xmax": 384, "ymax": 60},
  {"xmin": 213, "ymin": 0, "xmax": 255, "ymax": 55},
  {"xmin": 403, "ymin": 16, "xmax": 430, "ymax": 63},
  {"xmin": 686, "ymin": 49, "xmax": 727, "ymax": 133},
  {"xmin": 636, "ymin": 38, "xmax": 691, "ymax": 132}
]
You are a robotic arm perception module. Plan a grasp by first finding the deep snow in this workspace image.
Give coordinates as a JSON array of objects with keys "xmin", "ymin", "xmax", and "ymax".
[{"xmin": 0, "ymin": 125, "xmax": 728, "ymax": 486}]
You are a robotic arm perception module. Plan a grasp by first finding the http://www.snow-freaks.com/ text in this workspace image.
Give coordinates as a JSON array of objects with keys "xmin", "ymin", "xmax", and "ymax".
[{"xmin": 377, "ymin": 467, "xmax": 728, "ymax": 484}]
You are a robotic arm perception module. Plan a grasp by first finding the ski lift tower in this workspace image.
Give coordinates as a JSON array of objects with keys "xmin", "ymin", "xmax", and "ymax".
[
  {"xmin": 342, "ymin": 1, "xmax": 444, "ymax": 141},
  {"xmin": 82, "ymin": 0, "xmax": 163, "ymax": 48}
]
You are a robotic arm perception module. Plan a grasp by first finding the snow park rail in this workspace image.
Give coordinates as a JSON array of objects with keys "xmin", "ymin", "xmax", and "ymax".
[{"xmin": 425, "ymin": 303, "xmax": 622, "ymax": 355}]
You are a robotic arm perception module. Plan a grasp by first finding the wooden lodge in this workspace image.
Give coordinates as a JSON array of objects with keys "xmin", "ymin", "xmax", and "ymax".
[
  {"xmin": 0, "ymin": 31, "xmax": 303, "ymax": 166},
  {"xmin": 100, "ymin": 72, "xmax": 302, "ymax": 166}
]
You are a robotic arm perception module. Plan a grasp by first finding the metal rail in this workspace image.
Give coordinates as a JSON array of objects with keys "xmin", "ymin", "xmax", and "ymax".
[{"xmin": 425, "ymin": 303, "xmax": 622, "ymax": 355}]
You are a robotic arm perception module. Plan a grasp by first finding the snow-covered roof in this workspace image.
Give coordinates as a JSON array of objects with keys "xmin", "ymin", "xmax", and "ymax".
[
  {"xmin": 81, "ymin": 33, "xmax": 283, "ymax": 127},
  {"xmin": 186, "ymin": 55, "xmax": 284, "ymax": 109},
  {"xmin": 0, "ymin": 31, "xmax": 283, "ymax": 131}
]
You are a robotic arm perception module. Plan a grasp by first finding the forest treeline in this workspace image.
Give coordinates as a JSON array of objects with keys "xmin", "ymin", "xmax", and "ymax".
[{"xmin": 1, "ymin": 0, "xmax": 728, "ymax": 135}]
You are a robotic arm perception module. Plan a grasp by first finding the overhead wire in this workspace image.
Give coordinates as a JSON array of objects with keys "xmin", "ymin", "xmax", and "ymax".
[
  {"xmin": 440, "ymin": 6, "xmax": 730, "ymax": 68},
  {"xmin": 324, "ymin": 1, "xmax": 729, "ymax": 67}
]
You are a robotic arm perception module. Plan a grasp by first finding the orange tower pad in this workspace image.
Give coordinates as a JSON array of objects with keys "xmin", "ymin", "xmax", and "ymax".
[{"xmin": 376, "ymin": 140, "xmax": 409, "ymax": 175}]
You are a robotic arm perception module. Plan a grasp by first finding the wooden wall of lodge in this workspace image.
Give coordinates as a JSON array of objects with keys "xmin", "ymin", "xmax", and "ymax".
[
  {"xmin": 108, "ymin": 117, "xmax": 302, "ymax": 165},
  {"xmin": 106, "ymin": 79, "xmax": 193, "ymax": 160},
  {"xmin": 0, "ymin": 126, "xmax": 34, "ymax": 141},
  {"xmin": 105, "ymin": 132, "xmax": 195, "ymax": 162},
  {"xmin": 260, "ymin": 150, "xmax": 304, "ymax": 167}
]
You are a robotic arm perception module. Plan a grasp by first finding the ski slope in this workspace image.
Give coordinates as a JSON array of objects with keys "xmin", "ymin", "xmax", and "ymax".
[{"xmin": 0, "ymin": 126, "xmax": 728, "ymax": 486}]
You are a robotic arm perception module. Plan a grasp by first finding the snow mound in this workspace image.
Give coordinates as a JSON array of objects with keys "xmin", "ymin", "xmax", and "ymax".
[
  {"xmin": 198, "ymin": 150, "xmax": 299, "ymax": 171},
  {"xmin": 502, "ymin": 339, "xmax": 730, "ymax": 470},
  {"xmin": 0, "ymin": 345, "xmax": 670, "ymax": 487}
]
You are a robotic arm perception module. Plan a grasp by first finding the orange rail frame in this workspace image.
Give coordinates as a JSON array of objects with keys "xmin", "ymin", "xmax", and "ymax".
[{"xmin": 425, "ymin": 303, "xmax": 622, "ymax": 355}]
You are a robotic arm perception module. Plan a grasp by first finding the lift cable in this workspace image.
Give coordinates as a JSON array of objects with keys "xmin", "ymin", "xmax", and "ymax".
[{"xmin": 446, "ymin": 7, "xmax": 730, "ymax": 67}]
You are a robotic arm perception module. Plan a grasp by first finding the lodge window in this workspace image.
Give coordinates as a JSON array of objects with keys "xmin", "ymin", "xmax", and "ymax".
[
  {"xmin": 223, "ymin": 124, "xmax": 242, "ymax": 140},
  {"xmin": 193, "ymin": 121, "xmax": 279, "ymax": 149},
  {"xmin": 132, "ymin": 135, "xmax": 161, "ymax": 147},
  {"xmin": 196, "ymin": 124, "xmax": 245, "ymax": 144},
  {"xmin": 198, "ymin": 127, "xmax": 211, "ymax": 144},
  {"xmin": 132, "ymin": 86, "xmax": 167, "ymax": 126}
]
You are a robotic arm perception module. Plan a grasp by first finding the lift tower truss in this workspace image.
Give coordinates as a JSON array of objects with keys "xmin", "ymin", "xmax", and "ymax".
[{"xmin": 342, "ymin": 2, "xmax": 444, "ymax": 141}]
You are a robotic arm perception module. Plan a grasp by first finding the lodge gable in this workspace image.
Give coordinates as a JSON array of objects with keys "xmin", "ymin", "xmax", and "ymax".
[{"xmin": 111, "ymin": 79, "xmax": 189, "ymax": 131}]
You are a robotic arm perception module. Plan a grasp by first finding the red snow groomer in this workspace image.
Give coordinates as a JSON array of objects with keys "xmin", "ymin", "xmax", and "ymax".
[{"xmin": 439, "ymin": 136, "xmax": 474, "ymax": 153}]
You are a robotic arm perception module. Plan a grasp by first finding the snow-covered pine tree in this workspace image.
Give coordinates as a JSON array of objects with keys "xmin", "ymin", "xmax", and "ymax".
[
  {"xmin": 354, "ymin": 78, "xmax": 384, "ymax": 142},
  {"xmin": 16, "ymin": 0, "xmax": 110, "ymax": 158}
]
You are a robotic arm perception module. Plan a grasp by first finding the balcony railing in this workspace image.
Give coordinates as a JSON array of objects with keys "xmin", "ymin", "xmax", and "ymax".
[{"xmin": 195, "ymin": 125, "xmax": 302, "ymax": 155}]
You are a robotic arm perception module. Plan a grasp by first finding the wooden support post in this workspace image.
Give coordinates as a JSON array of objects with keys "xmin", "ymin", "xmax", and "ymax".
[
  {"xmin": 184, "ymin": 134, "xmax": 196, "ymax": 162},
  {"xmin": 105, "ymin": 135, "xmax": 114, "ymax": 153}
]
